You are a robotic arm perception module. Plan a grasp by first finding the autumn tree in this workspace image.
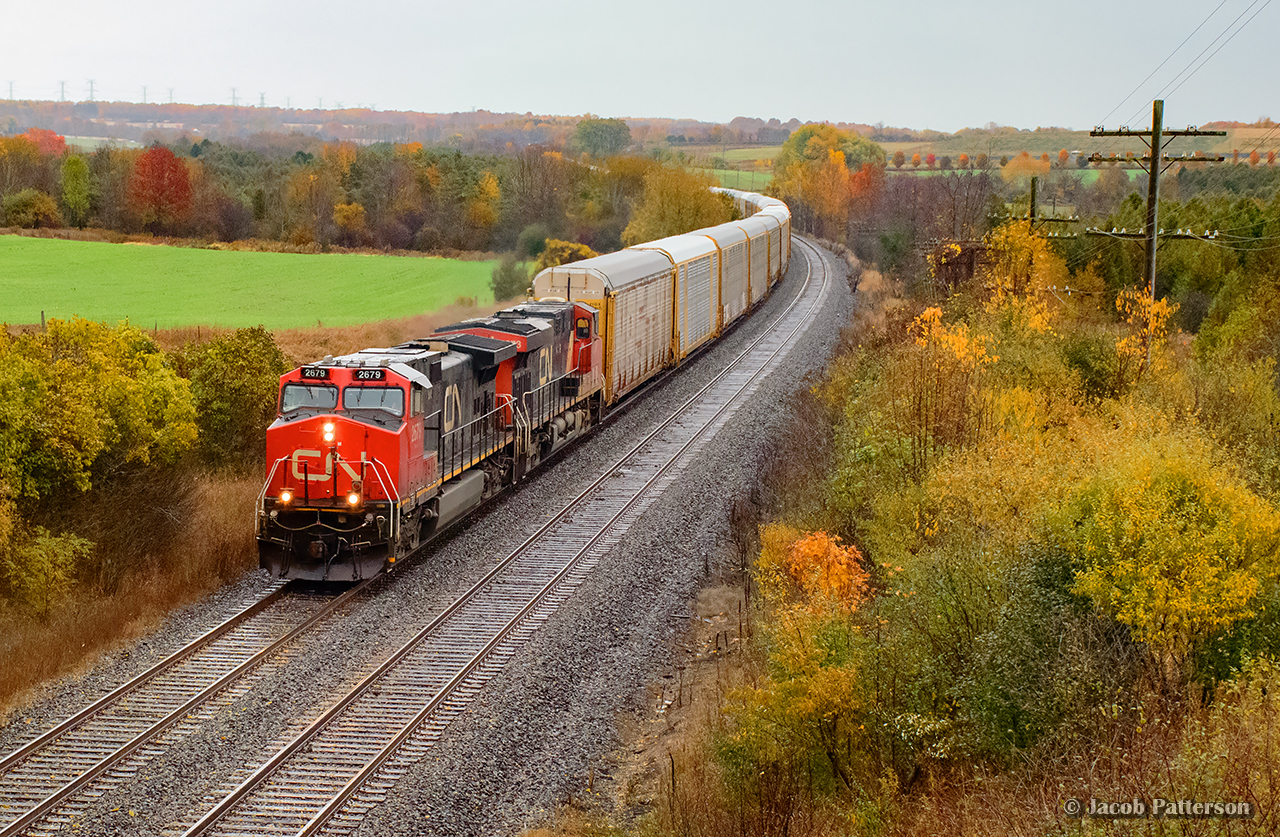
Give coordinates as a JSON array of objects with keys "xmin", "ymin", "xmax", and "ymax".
[
  {"xmin": 621, "ymin": 166, "xmax": 730, "ymax": 245},
  {"xmin": 0, "ymin": 135, "xmax": 43, "ymax": 196},
  {"xmin": 958, "ymin": 153, "xmax": 970, "ymax": 169},
  {"xmin": 892, "ymin": 150, "xmax": 906, "ymax": 169},
  {"xmin": 572, "ymin": 117, "xmax": 632, "ymax": 157},
  {"xmin": 911, "ymin": 153, "xmax": 921, "ymax": 168},
  {"xmin": 926, "ymin": 152, "xmax": 936, "ymax": 169},
  {"xmin": 975, "ymin": 152, "xmax": 989, "ymax": 169},
  {"xmin": 61, "ymin": 155, "xmax": 90, "ymax": 228},
  {"xmin": 1002, "ymin": 151, "xmax": 1051, "ymax": 183},
  {"xmin": 1058, "ymin": 148, "xmax": 1070, "ymax": 167},
  {"xmin": 23, "ymin": 128, "xmax": 66, "ymax": 157},
  {"xmin": 3, "ymin": 189, "xmax": 62, "ymax": 228},
  {"xmin": 332, "ymin": 202, "xmax": 366, "ymax": 246},
  {"xmin": 1249, "ymin": 150, "xmax": 1261, "ymax": 167},
  {"xmin": 128, "ymin": 145, "xmax": 192, "ymax": 234}
]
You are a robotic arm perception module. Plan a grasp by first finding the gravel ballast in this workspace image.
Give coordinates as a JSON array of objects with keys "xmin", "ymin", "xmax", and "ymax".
[{"xmin": 0, "ymin": 240, "xmax": 854, "ymax": 837}]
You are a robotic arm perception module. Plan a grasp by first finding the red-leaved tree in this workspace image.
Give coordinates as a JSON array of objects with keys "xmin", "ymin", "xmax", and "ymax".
[
  {"xmin": 129, "ymin": 145, "xmax": 191, "ymax": 234},
  {"xmin": 23, "ymin": 128, "xmax": 66, "ymax": 157}
]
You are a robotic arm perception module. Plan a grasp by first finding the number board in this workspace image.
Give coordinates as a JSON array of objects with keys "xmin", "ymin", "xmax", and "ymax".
[
  {"xmin": 353, "ymin": 368, "xmax": 386, "ymax": 381},
  {"xmin": 300, "ymin": 367, "xmax": 330, "ymax": 380}
]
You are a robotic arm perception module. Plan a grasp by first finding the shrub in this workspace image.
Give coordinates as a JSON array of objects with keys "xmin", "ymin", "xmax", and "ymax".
[
  {"xmin": 535, "ymin": 239, "xmax": 599, "ymax": 271},
  {"xmin": 170, "ymin": 327, "xmax": 289, "ymax": 468},
  {"xmin": 3, "ymin": 527, "xmax": 92, "ymax": 618},
  {"xmin": 3, "ymin": 189, "xmax": 63, "ymax": 229},
  {"xmin": 516, "ymin": 223, "xmax": 551, "ymax": 259},
  {"xmin": 490, "ymin": 256, "xmax": 530, "ymax": 302}
]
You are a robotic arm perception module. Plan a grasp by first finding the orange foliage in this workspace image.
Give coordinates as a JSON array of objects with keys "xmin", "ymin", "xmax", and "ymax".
[
  {"xmin": 784, "ymin": 531, "xmax": 868, "ymax": 609},
  {"xmin": 23, "ymin": 128, "xmax": 66, "ymax": 157}
]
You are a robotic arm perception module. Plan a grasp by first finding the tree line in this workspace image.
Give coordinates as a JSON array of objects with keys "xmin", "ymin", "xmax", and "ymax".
[{"xmin": 0, "ymin": 118, "xmax": 735, "ymax": 256}]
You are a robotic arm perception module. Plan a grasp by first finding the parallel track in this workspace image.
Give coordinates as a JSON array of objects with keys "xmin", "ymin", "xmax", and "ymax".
[
  {"xmin": 184, "ymin": 238, "xmax": 833, "ymax": 837},
  {"xmin": 0, "ymin": 579, "xmax": 378, "ymax": 837}
]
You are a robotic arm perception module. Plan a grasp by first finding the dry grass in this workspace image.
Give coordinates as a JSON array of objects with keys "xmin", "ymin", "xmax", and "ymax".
[{"xmin": 0, "ymin": 472, "xmax": 259, "ymax": 720}]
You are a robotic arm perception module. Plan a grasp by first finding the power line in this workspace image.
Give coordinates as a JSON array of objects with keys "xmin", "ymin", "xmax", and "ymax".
[
  {"xmin": 1163, "ymin": 0, "xmax": 1274, "ymax": 99},
  {"xmin": 1091, "ymin": 100, "xmax": 1226, "ymax": 348},
  {"xmin": 1125, "ymin": 0, "xmax": 1272, "ymax": 124},
  {"xmin": 1098, "ymin": 0, "xmax": 1229, "ymax": 127}
]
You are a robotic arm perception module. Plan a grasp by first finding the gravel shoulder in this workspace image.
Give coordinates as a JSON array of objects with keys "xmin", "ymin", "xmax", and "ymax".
[
  {"xmin": 353, "ymin": 241, "xmax": 853, "ymax": 837},
  {"xmin": 0, "ymin": 240, "xmax": 852, "ymax": 837}
]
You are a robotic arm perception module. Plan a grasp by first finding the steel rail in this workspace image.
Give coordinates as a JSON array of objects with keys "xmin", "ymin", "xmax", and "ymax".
[
  {"xmin": 0, "ymin": 581, "xmax": 290, "ymax": 776},
  {"xmin": 184, "ymin": 237, "xmax": 830, "ymax": 837},
  {"xmin": 0, "ymin": 577, "xmax": 378, "ymax": 837},
  {"xmin": 300, "ymin": 238, "xmax": 833, "ymax": 836}
]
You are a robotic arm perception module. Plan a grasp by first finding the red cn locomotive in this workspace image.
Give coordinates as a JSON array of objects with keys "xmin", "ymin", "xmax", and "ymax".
[{"xmin": 257, "ymin": 299, "xmax": 602, "ymax": 580}]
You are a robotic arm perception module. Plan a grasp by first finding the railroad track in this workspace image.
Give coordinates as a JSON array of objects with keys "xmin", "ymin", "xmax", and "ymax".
[
  {"xmin": 182, "ymin": 237, "xmax": 833, "ymax": 837},
  {"xmin": 0, "ymin": 579, "xmax": 380, "ymax": 837}
]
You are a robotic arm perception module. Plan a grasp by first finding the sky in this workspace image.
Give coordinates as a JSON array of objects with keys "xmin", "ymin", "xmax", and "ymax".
[{"xmin": 4, "ymin": 0, "xmax": 1277, "ymax": 132}]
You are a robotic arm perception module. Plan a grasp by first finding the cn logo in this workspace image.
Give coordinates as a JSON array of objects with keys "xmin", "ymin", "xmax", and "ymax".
[{"xmin": 291, "ymin": 449, "xmax": 371, "ymax": 482}]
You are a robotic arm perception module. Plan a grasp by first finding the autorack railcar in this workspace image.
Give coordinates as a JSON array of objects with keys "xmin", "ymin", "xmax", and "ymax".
[{"xmin": 257, "ymin": 189, "xmax": 791, "ymax": 580}]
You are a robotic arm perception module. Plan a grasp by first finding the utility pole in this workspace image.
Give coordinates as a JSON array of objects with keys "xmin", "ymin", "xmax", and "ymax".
[
  {"xmin": 87, "ymin": 79, "xmax": 95, "ymax": 101},
  {"xmin": 231, "ymin": 87, "xmax": 238, "ymax": 107},
  {"xmin": 1089, "ymin": 100, "xmax": 1225, "ymax": 300},
  {"xmin": 259, "ymin": 92, "xmax": 265, "ymax": 108},
  {"xmin": 58, "ymin": 81, "xmax": 66, "ymax": 102},
  {"xmin": 168, "ymin": 87, "xmax": 174, "ymax": 104},
  {"xmin": 142, "ymin": 85, "xmax": 147, "ymax": 104}
]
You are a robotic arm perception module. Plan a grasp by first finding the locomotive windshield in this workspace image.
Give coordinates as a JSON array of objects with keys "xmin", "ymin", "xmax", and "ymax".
[
  {"xmin": 343, "ymin": 385, "xmax": 405, "ymax": 417},
  {"xmin": 281, "ymin": 383, "xmax": 338, "ymax": 413}
]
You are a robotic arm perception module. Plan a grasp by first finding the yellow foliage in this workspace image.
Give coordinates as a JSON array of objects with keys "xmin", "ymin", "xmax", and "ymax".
[
  {"xmin": 911, "ymin": 307, "xmax": 997, "ymax": 372},
  {"xmin": 535, "ymin": 239, "xmax": 599, "ymax": 271},
  {"xmin": 1001, "ymin": 151, "xmax": 1050, "ymax": 183},
  {"xmin": 321, "ymin": 142, "xmax": 358, "ymax": 179},
  {"xmin": 331, "ymin": 202, "xmax": 366, "ymax": 233},
  {"xmin": 980, "ymin": 222, "xmax": 1063, "ymax": 335},
  {"xmin": 467, "ymin": 171, "xmax": 501, "ymax": 229},
  {"xmin": 621, "ymin": 165, "xmax": 729, "ymax": 246},
  {"xmin": 1065, "ymin": 434, "xmax": 1280, "ymax": 658},
  {"xmin": 1115, "ymin": 285, "xmax": 1179, "ymax": 385}
]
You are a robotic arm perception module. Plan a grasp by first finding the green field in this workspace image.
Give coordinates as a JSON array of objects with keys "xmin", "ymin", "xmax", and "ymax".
[
  {"xmin": 679, "ymin": 144, "xmax": 783, "ymax": 163},
  {"xmin": 64, "ymin": 136, "xmax": 144, "ymax": 150},
  {"xmin": 0, "ymin": 236, "xmax": 498, "ymax": 329},
  {"xmin": 695, "ymin": 168, "xmax": 773, "ymax": 190}
]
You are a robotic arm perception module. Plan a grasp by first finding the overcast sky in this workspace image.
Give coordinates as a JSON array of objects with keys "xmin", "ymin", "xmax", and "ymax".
[{"xmin": 4, "ymin": 0, "xmax": 1276, "ymax": 131}]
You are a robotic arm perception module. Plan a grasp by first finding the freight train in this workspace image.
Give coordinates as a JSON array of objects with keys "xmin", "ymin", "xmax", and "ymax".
[{"xmin": 256, "ymin": 190, "xmax": 792, "ymax": 580}]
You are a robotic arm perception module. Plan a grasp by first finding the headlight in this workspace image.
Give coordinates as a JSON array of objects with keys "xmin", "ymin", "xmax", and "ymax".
[
  {"xmin": 347, "ymin": 492, "xmax": 361, "ymax": 506},
  {"xmin": 279, "ymin": 489, "xmax": 293, "ymax": 504},
  {"xmin": 324, "ymin": 431, "xmax": 335, "ymax": 442},
  {"xmin": 323, "ymin": 422, "xmax": 335, "ymax": 433}
]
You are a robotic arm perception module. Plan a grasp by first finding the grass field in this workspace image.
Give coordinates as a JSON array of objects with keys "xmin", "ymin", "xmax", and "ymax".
[
  {"xmin": 694, "ymin": 168, "xmax": 773, "ymax": 189},
  {"xmin": 64, "ymin": 136, "xmax": 144, "ymax": 150},
  {"xmin": 0, "ymin": 236, "xmax": 499, "ymax": 330},
  {"xmin": 679, "ymin": 144, "xmax": 782, "ymax": 163}
]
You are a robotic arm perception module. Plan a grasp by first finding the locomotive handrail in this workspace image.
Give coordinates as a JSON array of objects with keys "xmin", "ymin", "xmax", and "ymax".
[
  {"xmin": 437, "ymin": 395, "xmax": 517, "ymax": 482},
  {"xmin": 256, "ymin": 456, "xmax": 291, "ymax": 508}
]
